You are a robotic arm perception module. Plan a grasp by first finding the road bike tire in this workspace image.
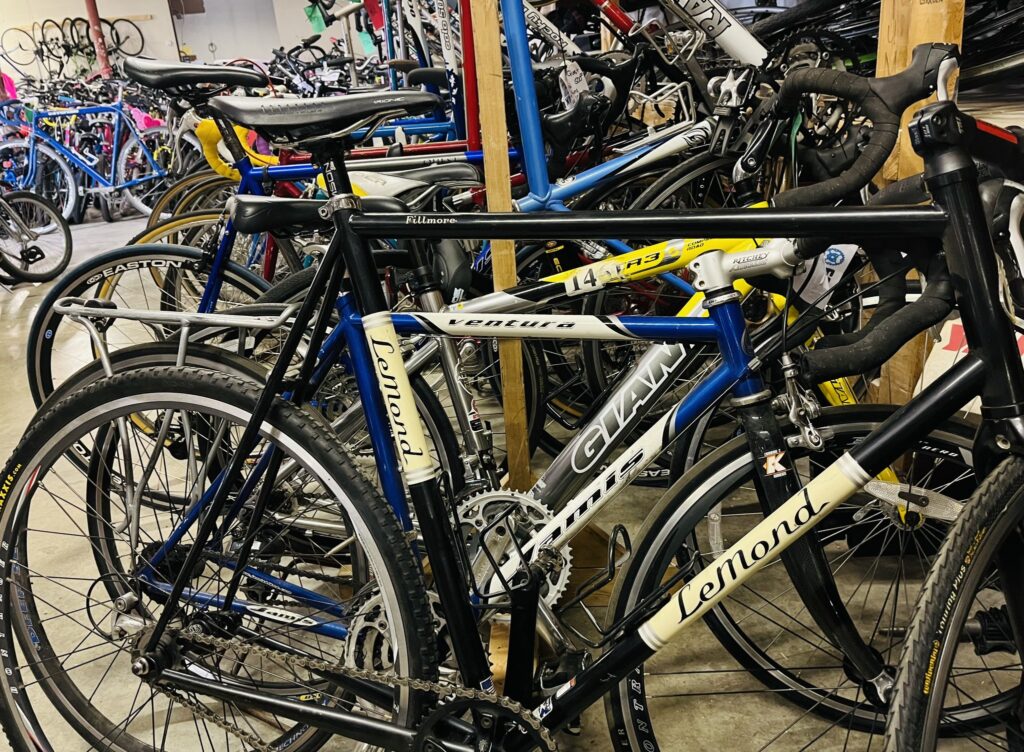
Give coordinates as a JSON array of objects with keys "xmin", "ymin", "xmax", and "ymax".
[
  {"xmin": 116, "ymin": 126, "xmax": 175, "ymax": 216},
  {"xmin": 171, "ymin": 175, "xmax": 239, "ymax": 216},
  {"xmin": 885, "ymin": 455, "xmax": 1024, "ymax": 750},
  {"xmin": 0, "ymin": 138, "xmax": 79, "ymax": 221},
  {"xmin": 145, "ymin": 170, "xmax": 224, "ymax": 227},
  {"xmin": 0, "ymin": 191, "xmax": 72, "ymax": 282},
  {"xmin": 1, "ymin": 27, "xmax": 37, "ymax": 66},
  {"xmin": 605, "ymin": 406, "xmax": 986, "ymax": 748},
  {"xmin": 0, "ymin": 366, "xmax": 438, "ymax": 752},
  {"xmin": 25, "ymin": 243, "xmax": 270, "ymax": 409},
  {"xmin": 748, "ymin": 0, "xmax": 849, "ymax": 40}
]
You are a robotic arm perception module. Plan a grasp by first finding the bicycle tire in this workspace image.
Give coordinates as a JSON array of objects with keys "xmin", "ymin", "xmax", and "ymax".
[
  {"xmin": 0, "ymin": 138, "xmax": 79, "ymax": 221},
  {"xmin": 0, "ymin": 366, "xmax": 438, "ymax": 751},
  {"xmin": 116, "ymin": 126, "xmax": 173, "ymax": 216},
  {"xmin": 111, "ymin": 18, "xmax": 144, "ymax": 56},
  {"xmin": 145, "ymin": 170, "xmax": 224, "ymax": 227},
  {"xmin": 605, "ymin": 406, "xmax": 984, "ymax": 747},
  {"xmin": 25, "ymin": 243, "xmax": 270, "ymax": 408},
  {"xmin": 0, "ymin": 28, "xmax": 37, "ymax": 66},
  {"xmin": 749, "ymin": 0, "xmax": 849, "ymax": 40},
  {"xmin": 885, "ymin": 455, "xmax": 1024, "ymax": 750},
  {"xmin": 0, "ymin": 191, "xmax": 72, "ymax": 282}
]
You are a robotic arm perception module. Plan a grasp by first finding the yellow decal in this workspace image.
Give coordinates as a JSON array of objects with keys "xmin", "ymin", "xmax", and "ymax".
[
  {"xmin": 639, "ymin": 456, "xmax": 866, "ymax": 649},
  {"xmin": 363, "ymin": 315, "xmax": 436, "ymax": 483}
]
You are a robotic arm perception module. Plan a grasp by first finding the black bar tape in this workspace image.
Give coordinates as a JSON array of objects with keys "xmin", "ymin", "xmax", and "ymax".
[{"xmin": 773, "ymin": 68, "xmax": 899, "ymax": 209}]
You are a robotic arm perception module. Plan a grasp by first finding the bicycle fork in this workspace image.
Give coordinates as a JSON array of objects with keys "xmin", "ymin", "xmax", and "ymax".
[{"xmin": 733, "ymin": 395, "xmax": 895, "ymax": 704}]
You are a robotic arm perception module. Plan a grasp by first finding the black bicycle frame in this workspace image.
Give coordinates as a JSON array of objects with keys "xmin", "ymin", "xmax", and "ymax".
[{"xmin": 148, "ymin": 102, "xmax": 1024, "ymax": 749}]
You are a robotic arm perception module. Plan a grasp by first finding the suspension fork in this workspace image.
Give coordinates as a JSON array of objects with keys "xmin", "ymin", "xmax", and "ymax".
[{"xmin": 733, "ymin": 395, "xmax": 891, "ymax": 700}]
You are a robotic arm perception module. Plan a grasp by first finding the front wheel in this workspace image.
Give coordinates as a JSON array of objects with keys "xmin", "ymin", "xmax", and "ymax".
[
  {"xmin": 0, "ymin": 191, "xmax": 72, "ymax": 281},
  {"xmin": 606, "ymin": 406, "xmax": 984, "ymax": 749},
  {"xmin": 0, "ymin": 367, "xmax": 438, "ymax": 752},
  {"xmin": 886, "ymin": 455, "xmax": 1024, "ymax": 750}
]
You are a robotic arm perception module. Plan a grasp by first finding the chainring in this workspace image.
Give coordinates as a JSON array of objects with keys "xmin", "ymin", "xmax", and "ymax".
[{"xmin": 457, "ymin": 490, "xmax": 572, "ymax": 607}]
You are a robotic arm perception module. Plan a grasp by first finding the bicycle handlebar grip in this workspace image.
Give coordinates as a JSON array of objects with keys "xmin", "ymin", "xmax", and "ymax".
[
  {"xmin": 773, "ymin": 43, "xmax": 960, "ymax": 209},
  {"xmin": 800, "ymin": 277, "xmax": 953, "ymax": 383}
]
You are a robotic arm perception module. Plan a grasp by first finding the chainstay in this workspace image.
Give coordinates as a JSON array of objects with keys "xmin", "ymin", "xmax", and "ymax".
[{"xmin": 164, "ymin": 630, "xmax": 557, "ymax": 751}]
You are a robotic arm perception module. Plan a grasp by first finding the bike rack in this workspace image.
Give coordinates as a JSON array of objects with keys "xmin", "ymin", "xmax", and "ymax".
[{"xmin": 53, "ymin": 296, "xmax": 300, "ymax": 375}]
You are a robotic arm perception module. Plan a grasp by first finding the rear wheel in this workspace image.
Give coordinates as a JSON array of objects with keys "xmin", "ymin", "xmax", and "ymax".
[
  {"xmin": 25, "ymin": 244, "xmax": 269, "ymax": 408},
  {"xmin": 0, "ymin": 191, "xmax": 72, "ymax": 282},
  {"xmin": 0, "ymin": 367, "xmax": 437, "ymax": 752}
]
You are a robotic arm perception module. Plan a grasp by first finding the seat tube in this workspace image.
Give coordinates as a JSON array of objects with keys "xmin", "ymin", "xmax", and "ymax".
[
  {"xmin": 336, "ymin": 293, "xmax": 413, "ymax": 531},
  {"xmin": 325, "ymin": 152, "xmax": 495, "ymax": 690}
]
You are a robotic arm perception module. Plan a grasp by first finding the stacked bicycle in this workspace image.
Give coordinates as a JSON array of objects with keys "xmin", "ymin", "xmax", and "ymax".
[{"xmin": 3, "ymin": 1, "xmax": 1024, "ymax": 751}]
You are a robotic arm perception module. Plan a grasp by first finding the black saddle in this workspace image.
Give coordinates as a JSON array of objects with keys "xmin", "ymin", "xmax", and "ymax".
[
  {"xmin": 209, "ymin": 91, "xmax": 441, "ymax": 145},
  {"xmin": 124, "ymin": 57, "xmax": 267, "ymax": 93},
  {"xmin": 388, "ymin": 59, "xmax": 421, "ymax": 73},
  {"xmin": 407, "ymin": 67, "xmax": 449, "ymax": 89},
  {"xmin": 230, "ymin": 195, "xmax": 408, "ymax": 236},
  {"xmin": 391, "ymin": 162, "xmax": 481, "ymax": 184}
]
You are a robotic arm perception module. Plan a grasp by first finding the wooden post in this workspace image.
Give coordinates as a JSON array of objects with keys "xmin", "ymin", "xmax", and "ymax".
[
  {"xmin": 471, "ymin": 0, "xmax": 533, "ymax": 491},
  {"xmin": 868, "ymin": 0, "xmax": 965, "ymax": 404}
]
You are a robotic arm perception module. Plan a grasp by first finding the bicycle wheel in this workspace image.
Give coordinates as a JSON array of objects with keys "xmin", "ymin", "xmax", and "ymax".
[
  {"xmin": 0, "ymin": 138, "xmax": 79, "ymax": 221},
  {"xmin": 39, "ymin": 19, "xmax": 64, "ymax": 59},
  {"xmin": 0, "ymin": 191, "xmax": 72, "ymax": 282},
  {"xmin": 116, "ymin": 126, "xmax": 175, "ymax": 216},
  {"xmin": 886, "ymin": 456, "xmax": 1024, "ymax": 750},
  {"xmin": 0, "ymin": 366, "xmax": 437, "ymax": 752},
  {"xmin": 145, "ymin": 170, "xmax": 224, "ymax": 227},
  {"xmin": 605, "ymin": 406, "xmax": 984, "ymax": 748},
  {"xmin": 0, "ymin": 27, "xmax": 38, "ymax": 66},
  {"xmin": 111, "ymin": 18, "xmax": 144, "ymax": 56},
  {"xmin": 26, "ymin": 243, "xmax": 270, "ymax": 408}
]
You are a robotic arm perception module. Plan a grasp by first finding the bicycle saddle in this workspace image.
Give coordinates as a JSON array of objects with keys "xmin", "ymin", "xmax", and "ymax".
[
  {"xmin": 229, "ymin": 194, "xmax": 407, "ymax": 236},
  {"xmin": 209, "ymin": 91, "xmax": 441, "ymax": 145},
  {"xmin": 387, "ymin": 59, "xmax": 422, "ymax": 73},
  {"xmin": 123, "ymin": 57, "xmax": 267, "ymax": 92},
  {"xmin": 391, "ymin": 162, "xmax": 481, "ymax": 184},
  {"xmin": 407, "ymin": 67, "xmax": 449, "ymax": 89}
]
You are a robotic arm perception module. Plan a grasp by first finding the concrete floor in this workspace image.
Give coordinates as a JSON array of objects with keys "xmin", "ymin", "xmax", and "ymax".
[{"xmin": 2, "ymin": 87, "xmax": 1022, "ymax": 749}]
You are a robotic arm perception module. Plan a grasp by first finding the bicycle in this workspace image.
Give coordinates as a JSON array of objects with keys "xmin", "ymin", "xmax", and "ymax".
[
  {"xmin": 0, "ymin": 92, "xmax": 184, "ymax": 220},
  {"xmin": 0, "ymin": 189, "xmax": 71, "ymax": 283},
  {"xmin": 4, "ymin": 42, "xmax": 1022, "ymax": 751}
]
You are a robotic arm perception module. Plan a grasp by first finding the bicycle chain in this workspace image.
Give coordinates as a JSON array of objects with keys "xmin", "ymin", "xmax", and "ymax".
[{"xmin": 152, "ymin": 630, "xmax": 557, "ymax": 752}]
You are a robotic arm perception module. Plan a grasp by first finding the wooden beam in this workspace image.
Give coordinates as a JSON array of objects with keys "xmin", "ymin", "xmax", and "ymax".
[
  {"xmin": 876, "ymin": 0, "xmax": 965, "ymax": 182},
  {"xmin": 869, "ymin": 0, "xmax": 965, "ymax": 405},
  {"xmin": 470, "ymin": 0, "xmax": 533, "ymax": 491}
]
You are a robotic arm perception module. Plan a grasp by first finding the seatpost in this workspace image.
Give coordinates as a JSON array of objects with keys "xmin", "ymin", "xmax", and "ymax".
[
  {"xmin": 910, "ymin": 101, "xmax": 1024, "ymax": 467},
  {"xmin": 323, "ymin": 152, "xmax": 497, "ymax": 692}
]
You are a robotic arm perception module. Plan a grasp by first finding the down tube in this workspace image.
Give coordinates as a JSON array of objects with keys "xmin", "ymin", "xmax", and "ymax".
[{"xmin": 531, "ymin": 354, "xmax": 987, "ymax": 732}]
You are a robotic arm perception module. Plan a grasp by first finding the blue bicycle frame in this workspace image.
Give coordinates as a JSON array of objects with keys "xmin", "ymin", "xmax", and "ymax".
[
  {"xmin": 137, "ymin": 279, "xmax": 756, "ymax": 634},
  {"xmin": 1, "ymin": 101, "xmax": 165, "ymax": 192},
  {"xmin": 465, "ymin": 0, "xmax": 696, "ymax": 295}
]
